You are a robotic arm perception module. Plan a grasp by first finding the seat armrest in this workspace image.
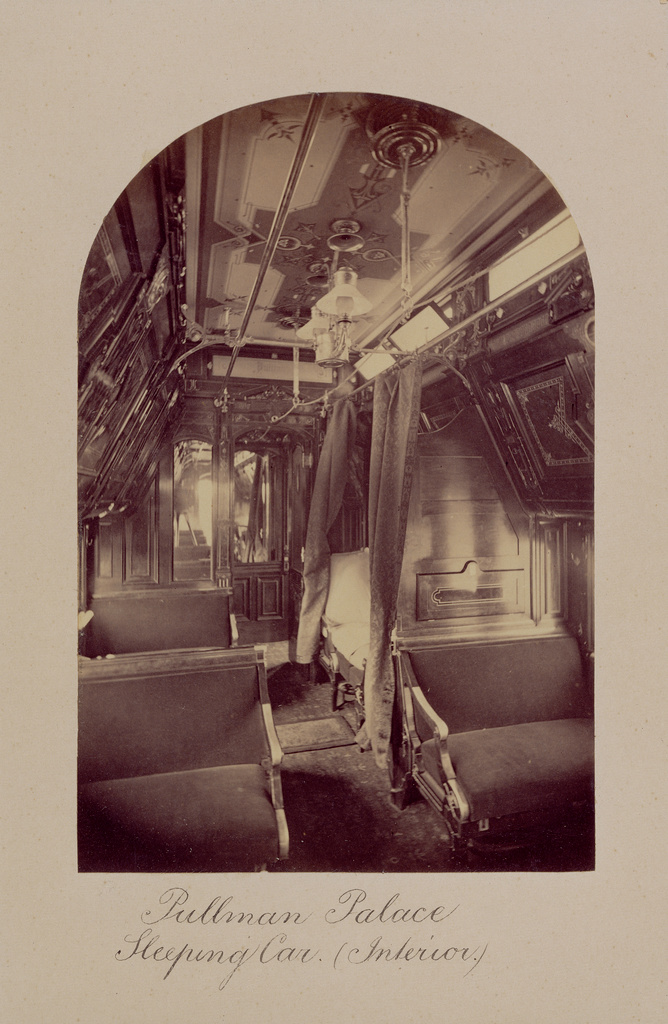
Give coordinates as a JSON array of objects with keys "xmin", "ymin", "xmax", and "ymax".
[
  {"xmin": 255, "ymin": 647, "xmax": 283, "ymax": 770},
  {"xmin": 399, "ymin": 653, "xmax": 452, "ymax": 776},
  {"xmin": 255, "ymin": 647, "xmax": 289, "ymax": 859},
  {"xmin": 397, "ymin": 653, "xmax": 470, "ymax": 822}
]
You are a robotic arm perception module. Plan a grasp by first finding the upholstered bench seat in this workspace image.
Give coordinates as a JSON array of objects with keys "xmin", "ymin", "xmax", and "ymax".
[
  {"xmin": 433, "ymin": 718, "xmax": 594, "ymax": 822},
  {"xmin": 78, "ymin": 646, "xmax": 288, "ymax": 872},
  {"xmin": 79, "ymin": 763, "xmax": 280, "ymax": 871}
]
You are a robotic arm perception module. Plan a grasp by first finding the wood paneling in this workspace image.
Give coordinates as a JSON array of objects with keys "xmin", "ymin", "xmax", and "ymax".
[
  {"xmin": 96, "ymin": 519, "xmax": 114, "ymax": 579},
  {"xmin": 468, "ymin": 322, "xmax": 594, "ymax": 515},
  {"xmin": 232, "ymin": 565, "xmax": 288, "ymax": 643},
  {"xmin": 258, "ymin": 576, "xmax": 283, "ymax": 620},
  {"xmin": 124, "ymin": 481, "xmax": 158, "ymax": 584},
  {"xmin": 233, "ymin": 576, "xmax": 251, "ymax": 620},
  {"xmin": 399, "ymin": 402, "xmax": 531, "ymax": 637},
  {"xmin": 86, "ymin": 590, "xmax": 231, "ymax": 656},
  {"xmin": 564, "ymin": 519, "xmax": 594, "ymax": 656},
  {"xmin": 417, "ymin": 567, "xmax": 524, "ymax": 620}
]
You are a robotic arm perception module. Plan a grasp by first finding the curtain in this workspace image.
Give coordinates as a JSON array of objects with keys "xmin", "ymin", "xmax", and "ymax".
[
  {"xmin": 295, "ymin": 399, "xmax": 358, "ymax": 664},
  {"xmin": 357, "ymin": 358, "xmax": 423, "ymax": 768}
]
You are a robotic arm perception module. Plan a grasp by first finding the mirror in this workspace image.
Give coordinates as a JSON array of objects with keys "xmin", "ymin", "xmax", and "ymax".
[
  {"xmin": 233, "ymin": 449, "xmax": 281, "ymax": 563},
  {"xmin": 173, "ymin": 440, "xmax": 213, "ymax": 580}
]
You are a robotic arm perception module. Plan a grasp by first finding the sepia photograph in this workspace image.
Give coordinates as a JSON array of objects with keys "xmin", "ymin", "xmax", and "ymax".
[
  {"xmin": 77, "ymin": 91, "xmax": 595, "ymax": 875},
  {"xmin": 3, "ymin": 3, "xmax": 666, "ymax": 1022}
]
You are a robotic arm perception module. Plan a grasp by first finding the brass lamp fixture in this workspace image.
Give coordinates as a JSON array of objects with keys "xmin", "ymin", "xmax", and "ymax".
[
  {"xmin": 294, "ymin": 100, "xmax": 443, "ymax": 372},
  {"xmin": 313, "ymin": 268, "xmax": 372, "ymax": 366},
  {"xmin": 297, "ymin": 219, "xmax": 373, "ymax": 367},
  {"xmin": 296, "ymin": 305, "xmax": 343, "ymax": 367}
]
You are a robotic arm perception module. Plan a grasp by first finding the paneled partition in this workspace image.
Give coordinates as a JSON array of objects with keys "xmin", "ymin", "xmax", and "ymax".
[
  {"xmin": 398, "ymin": 401, "xmax": 534, "ymax": 641},
  {"xmin": 83, "ymin": 392, "xmax": 320, "ymax": 653}
]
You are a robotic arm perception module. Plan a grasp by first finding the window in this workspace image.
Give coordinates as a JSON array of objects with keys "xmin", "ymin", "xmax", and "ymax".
[
  {"xmin": 233, "ymin": 449, "xmax": 282, "ymax": 563},
  {"xmin": 173, "ymin": 440, "xmax": 213, "ymax": 581},
  {"xmin": 487, "ymin": 213, "xmax": 581, "ymax": 301}
]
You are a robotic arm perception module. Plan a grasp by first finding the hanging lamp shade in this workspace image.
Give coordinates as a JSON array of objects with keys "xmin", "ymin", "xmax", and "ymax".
[
  {"xmin": 316, "ymin": 268, "xmax": 372, "ymax": 318},
  {"xmin": 296, "ymin": 305, "xmax": 330, "ymax": 341}
]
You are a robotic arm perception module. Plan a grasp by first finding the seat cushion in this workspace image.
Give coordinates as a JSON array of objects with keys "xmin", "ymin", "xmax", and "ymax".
[
  {"xmin": 78, "ymin": 763, "xmax": 279, "ymax": 871},
  {"xmin": 436, "ymin": 718, "xmax": 594, "ymax": 821}
]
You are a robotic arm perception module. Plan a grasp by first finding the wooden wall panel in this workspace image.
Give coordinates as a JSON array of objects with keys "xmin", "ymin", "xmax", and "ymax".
[
  {"xmin": 398, "ymin": 402, "xmax": 532, "ymax": 638},
  {"xmin": 564, "ymin": 519, "xmax": 594, "ymax": 656},
  {"xmin": 96, "ymin": 519, "xmax": 114, "ymax": 579},
  {"xmin": 233, "ymin": 576, "xmax": 251, "ymax": 621},
  {"xmin": 417, "ymin": 567, "xmax": 525, "ymax": 620},
  {"xmin": 86, "ymin": 591, "xmax": 231, "ymax": 656},
  {"xmin": 123, "ymin": 481, "xmax": 158, "ymax": 584},
  {"xmin": 467, "ymin": 323, "xmax": 594, "ymax": 515},
  {"xmin": 257, "ymin": 576, "xmax": 283, "ymax": 620}
]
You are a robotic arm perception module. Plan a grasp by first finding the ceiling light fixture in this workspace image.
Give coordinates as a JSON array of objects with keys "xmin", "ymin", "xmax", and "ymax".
[
  {"xmin": 345, "ymin": 103, "xmax": 444, "ymax": 386},
  {"xmin": 313, "ymin": 268, "xmax": 372, "ymax": 366},
  {"xmin": 367, "ymin": 101, "xmax": 442, "ymax": 324},
  {"xmin": 293, "ymin": 101, "xmax": 443, "ymax": 374},
  {"xmin": 296, "ymin": 305, "xmax": 343, "ymax": 368}
]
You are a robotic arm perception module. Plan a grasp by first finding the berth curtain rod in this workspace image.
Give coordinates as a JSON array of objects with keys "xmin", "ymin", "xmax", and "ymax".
[
  {"xmin": 263, "ymin": 241, "xmax": 587, "ymax": 428},
  {"xmin": 326, "ymin": 241, "xmax": 587, "ymax": 405}
]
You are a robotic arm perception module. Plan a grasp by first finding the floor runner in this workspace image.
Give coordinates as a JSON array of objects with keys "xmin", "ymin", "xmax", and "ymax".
[{"xmin": 276, "ymin": 715, "xmax": 355, "ymax": 753}]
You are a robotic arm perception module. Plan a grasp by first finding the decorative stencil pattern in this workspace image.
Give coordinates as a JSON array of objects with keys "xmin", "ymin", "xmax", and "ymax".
[{"xmin": 516, "ymin": 376, "xmax": 593, "ymax": 466}]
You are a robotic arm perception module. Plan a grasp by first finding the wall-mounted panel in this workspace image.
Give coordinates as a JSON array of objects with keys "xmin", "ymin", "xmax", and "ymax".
[
  {"xmin": 417, "ymin": 566, "xmax": 524, "ymax": 620},
  {"xmin": 124, "ymin": 482, "xmax": 158, "ymax": 584},
  {"xmin": 87, "ymin": 590, "xmax": 231, "ymax": 656},
  {"xmin": 232, "ymin": 576, "xmax": 251, "ymax": 621},
  {"xmin": 468, "ymin": 323, "xmax": 594, "ymax": 515},
  {"xmin": 398, "ymin": 403, "xmax": 532, "ymax": 638},
  {"xmin": 565, "ymin": 519, "xmax": 594, "ymax": 656},
  {"xmin": 96, "ymin": 519, "xmax": 115, "ymax": 579},
  {"xmin": 542, "ymin": 523, "xmax": 564, "ymax": 619}
]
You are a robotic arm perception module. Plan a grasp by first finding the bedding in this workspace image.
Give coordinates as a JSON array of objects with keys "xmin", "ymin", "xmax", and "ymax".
[
  {"xmin": 324, "ymin": 621, "xmax": 370, "ymax": 671},
  {"xmin": 323, "ymin": 548, "xmax": 370, "ymax": 670},
  {"xmin": 320, "ymin": 548, "xmax": 370, "ymax": 720}
]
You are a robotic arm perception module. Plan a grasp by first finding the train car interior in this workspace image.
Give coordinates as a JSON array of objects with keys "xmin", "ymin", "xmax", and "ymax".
[{"xmin": 78, "ymin": 92, "xmax": 594, "ymax": 872}]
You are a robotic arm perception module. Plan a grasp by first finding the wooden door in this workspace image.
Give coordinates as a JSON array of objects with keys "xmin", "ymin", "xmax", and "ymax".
[{"xmin": 231, "ymin": 447, "xmax": 289, "ymax": 643}]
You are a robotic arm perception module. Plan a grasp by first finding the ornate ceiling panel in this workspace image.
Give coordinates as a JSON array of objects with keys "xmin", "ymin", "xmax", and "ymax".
[{"xmin": 179, "ymin": 91, "xmax": 562, "ymax": 359}]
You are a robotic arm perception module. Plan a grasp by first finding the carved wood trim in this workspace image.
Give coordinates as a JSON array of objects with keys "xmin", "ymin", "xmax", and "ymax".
[
  {"xmin": 78, "ymin": 644, "xmax": 260, "ymax": 681},
  {"xmin": 213, "ymin": 409, "xmax": 233, "ymax": 592}
]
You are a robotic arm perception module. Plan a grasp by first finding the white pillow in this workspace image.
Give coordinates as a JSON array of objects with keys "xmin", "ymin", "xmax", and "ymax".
[{"xmin": 325, "ymin": 549, "xmax": 370, "ymax": 626}]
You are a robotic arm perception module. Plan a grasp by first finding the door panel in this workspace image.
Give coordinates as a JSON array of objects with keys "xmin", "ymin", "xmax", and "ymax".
[
  {"xmin": 232, "ymin": 576, "xmax": 251, "ymax": 620},
  {"xmin": 232, "ymin": 445, "xmax": 289, "ymax": 642},
  {"xmin": 234, "ymin": 565, "xmax": 288, "ymax": 642},
  {"xmin": 257, "ymin": 574, "xmax": 284, "ymax": 620}
]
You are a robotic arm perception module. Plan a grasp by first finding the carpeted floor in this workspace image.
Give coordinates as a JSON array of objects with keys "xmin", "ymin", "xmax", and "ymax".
[{"xmin": 264, "ymin": 647, "xmax": 595, "ymax": 873}]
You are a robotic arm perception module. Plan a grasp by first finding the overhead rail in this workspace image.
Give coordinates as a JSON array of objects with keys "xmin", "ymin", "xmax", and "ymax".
[{"xmin": 169, "ymin": 93, "xmax": 327, "ymax": 381}]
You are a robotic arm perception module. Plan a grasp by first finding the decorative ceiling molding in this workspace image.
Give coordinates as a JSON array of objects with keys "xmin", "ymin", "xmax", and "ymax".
[
  {"xmin": 239, "ymin": 113, "xmax": 352, "ymax": 222},
  {"xmin": 183, "ymin": 93, "xmax": 569, "ymax": 370}
]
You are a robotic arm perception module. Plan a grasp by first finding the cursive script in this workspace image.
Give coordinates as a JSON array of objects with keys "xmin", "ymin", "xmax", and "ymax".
[
  {"xmin": 325, "ymin": 888, "xmax": 458, "ymax": 925},
  {"xmin": 141, "ymin": 887, "xmax": 312, "ymax": 927},
  {"xmin": 116, "ymin": 887, "xmax": 489, "ymax": 992}
]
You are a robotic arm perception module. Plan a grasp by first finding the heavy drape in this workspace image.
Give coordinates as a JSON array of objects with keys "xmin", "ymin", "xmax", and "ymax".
[
  {"xmin": 295, "ymin": 399, "xmax": 358, "ymax": 664},
  {"xmin": 357, "ymin": 358, "xmax": 423, "ymax": 768}
]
